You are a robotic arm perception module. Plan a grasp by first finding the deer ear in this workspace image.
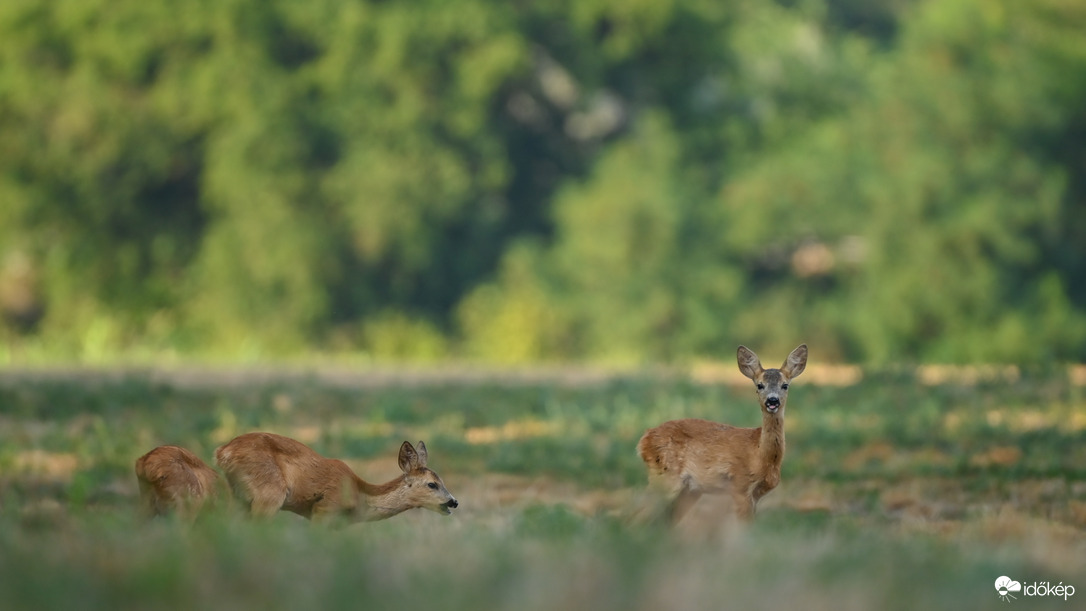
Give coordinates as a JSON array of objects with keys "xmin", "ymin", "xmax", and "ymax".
[
  {"xmin": 414, "ymin": 441, "xmax": 428, "ymax": 468},
  {"xmin": 736, "ymin": 346, "xmax": 763, "ymax": 380},
  {"xmin": 781, "ymin": 344, "xmax": 808, "ymax": 379},
  {"xmin": 398, "ymin": 441, "xmax": 419, "ymax": 473}
]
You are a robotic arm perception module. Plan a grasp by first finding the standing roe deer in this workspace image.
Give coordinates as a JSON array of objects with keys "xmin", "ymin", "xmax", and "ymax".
[
  {"xmin": 638, "ymin": 344, "xmax": 807, "ymax": 523},
  {"xmin": 135, "ymin": 445, "xmax": 221, "ymax": 519},
  {"xmin": 215, "ymin": 432, "xmax": 458, "ymax": 522}
]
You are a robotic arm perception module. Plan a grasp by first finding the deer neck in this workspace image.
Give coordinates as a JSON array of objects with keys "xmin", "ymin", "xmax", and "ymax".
[
  {"xmin": 758, "ymin": 410, "xmax": 786, "ymax": 471},
  {"xmin": 354, "ymin": 475, "xmax": 412, "ymax": 521}
]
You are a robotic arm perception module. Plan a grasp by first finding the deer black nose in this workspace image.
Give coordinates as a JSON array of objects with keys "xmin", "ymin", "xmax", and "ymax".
[
  {"xmin": 446, "ymin": 498, "xmax": 459, "ymax": 509},
  {"xmin": 766, "ymin": 396, "xmax": 780, "ymax": 407}
]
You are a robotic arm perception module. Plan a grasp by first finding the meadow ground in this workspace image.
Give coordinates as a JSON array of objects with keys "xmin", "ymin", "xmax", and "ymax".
[{"xmin": 0, "ymin": 364, "xmax": 1084, "ymax": 610}]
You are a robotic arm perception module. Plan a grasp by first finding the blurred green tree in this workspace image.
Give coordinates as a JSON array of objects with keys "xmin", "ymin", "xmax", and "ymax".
[
  {"xmin": 0, "ymin": 0, "xmax": 1082, "ymax": 364},
  {"xmin": 716, "ymin": 0, "xmax": 1086, "ymax": 363}
]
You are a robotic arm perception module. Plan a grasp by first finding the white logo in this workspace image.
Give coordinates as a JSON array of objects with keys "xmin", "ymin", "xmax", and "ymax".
[
  {"xmin": 995, "ymin": 576, "xmax": 1075, "ymax": 602},
  {"xmin": 995, "ymin": 576, "xmax": 1022, "ymax": 602}
]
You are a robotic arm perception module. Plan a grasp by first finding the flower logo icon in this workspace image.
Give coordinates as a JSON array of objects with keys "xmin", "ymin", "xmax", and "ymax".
[{"xmin": 995, "ymin": 576, "xmax": 1022, "ymax": 602}]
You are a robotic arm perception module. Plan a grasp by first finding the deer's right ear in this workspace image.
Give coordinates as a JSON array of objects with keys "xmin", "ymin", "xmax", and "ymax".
[
  {"xmin": 737, "ymin": 345, "xmax": 763, "ymax": 380},
  {"xmin": 414, "ymin": 441, "xmax": 429, "ymax": 468},
  {"xmin": 398, "ymin": 441, "xmax": 420, "ymax": 473}
]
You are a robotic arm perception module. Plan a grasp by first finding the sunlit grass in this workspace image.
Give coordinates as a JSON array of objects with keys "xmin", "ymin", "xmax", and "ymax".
[{"xmin": 0, "ymin": 368, "xmax": 1083, "ymax": 610}]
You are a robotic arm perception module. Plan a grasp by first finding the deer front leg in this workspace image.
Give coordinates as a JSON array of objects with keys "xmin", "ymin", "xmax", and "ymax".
[
  {"xmin": 310, "ymin": 500, "xmax": 351, "ymax": 525},
  {"xmin": 731, "ymin": 489, "xmax": 757, "ymax": 521}
]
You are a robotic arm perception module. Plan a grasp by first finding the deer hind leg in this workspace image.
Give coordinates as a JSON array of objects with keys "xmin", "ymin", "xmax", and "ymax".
[
  {"xmin": 137, "ymin": 480, "xmax": 162, "ymax": 518},
  {"xmin": 667, "ymin": 487, "xmax": 703, "ymax": 524},
  {"xmin": 246, "ymin": 484, "xmax": 287, "ymax": 518},
  {"xmin": 226, "ymin": 471, "xmax": 288, "ymax": 518},
  {"xmin": 647, "ymin": 472, "xmax": 702, "ymax": 525},
  {"xmin": 635, "ymin": 472, "xmax": 691, "ymax": 526}
]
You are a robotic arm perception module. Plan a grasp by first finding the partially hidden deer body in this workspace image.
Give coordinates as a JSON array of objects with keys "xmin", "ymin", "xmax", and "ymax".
[
  {"xmin": 638, "ymin": 344, "xmax": 808, "ymax": 523},
  {"xmin": 135, "ymin": 445, "xmax": 221, "ymax": 519},
  {"xmin": 215, "ymin": 432, "xmax": 458, "ymax": 522}
]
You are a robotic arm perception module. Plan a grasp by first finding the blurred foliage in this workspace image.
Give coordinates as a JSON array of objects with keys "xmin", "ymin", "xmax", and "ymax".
[{"xmin": 0, "ymin": 0, "xmax": 1083, "ymax": 363}]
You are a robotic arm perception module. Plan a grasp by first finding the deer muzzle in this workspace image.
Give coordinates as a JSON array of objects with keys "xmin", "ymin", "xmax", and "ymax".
[{"xmin": 765, "ymin": 396, "xmax": 781, "ymax": 413}]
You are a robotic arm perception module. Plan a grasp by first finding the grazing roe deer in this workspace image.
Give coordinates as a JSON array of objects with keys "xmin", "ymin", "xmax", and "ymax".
[
  {"xmin": 215, "ymin": 432, "xmax": 458, "ymax": 522},
  {"xmin": 135, "ymin": 445, "xmax": 221, "ymax": 519},
  {"xmin": 638, "ymin": 344, "xmax": 808, "ymax": 523}
]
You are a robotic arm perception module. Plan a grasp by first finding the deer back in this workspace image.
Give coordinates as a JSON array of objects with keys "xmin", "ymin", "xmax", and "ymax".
[{"xmin": 215, "ymin": 432, "xmax": 347, "ymax": 511}]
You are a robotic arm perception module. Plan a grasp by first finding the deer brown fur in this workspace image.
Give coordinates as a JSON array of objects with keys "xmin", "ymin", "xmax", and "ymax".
[
  {"xmin": 638, "ymin": 344, "xmax": 808, "ymax": 523},
  {"xmin": 135, "ymin": 445, "xmax": 221, "ymax": 519},
  {"xmin": 215, "ymin": 432, "xmax": 458, "ymax": 522}
]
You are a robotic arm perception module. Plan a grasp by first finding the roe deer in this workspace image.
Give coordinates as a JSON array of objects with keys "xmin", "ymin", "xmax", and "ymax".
[
  {"xmin": 638, "ymin": 344, "xmax": 807, "ymax": 523},
  {"xmin": 215, "ymin": 432, "xmax": 458, "ymax": 522},
  {"xmin": 135, "ymin": 445, "xmax": 221, "ymax": 519}
]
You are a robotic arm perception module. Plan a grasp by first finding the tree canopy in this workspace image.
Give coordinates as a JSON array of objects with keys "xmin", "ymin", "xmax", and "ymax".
[{"xmin": 1, "ymin": 0, "xmax": 1083, "ymax": 364}]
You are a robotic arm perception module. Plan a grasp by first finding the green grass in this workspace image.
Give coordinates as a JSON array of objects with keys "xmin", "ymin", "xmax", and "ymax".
[{"xmin": 0, "ymin": 368, "xmax": 1084, "ymax": 610}]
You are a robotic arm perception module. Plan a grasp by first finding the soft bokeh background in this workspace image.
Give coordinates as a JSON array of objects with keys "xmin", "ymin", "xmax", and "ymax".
[
  {"xmin": 1, "ymin": 0, "xmax": 1083, "ymax": 366},
  {"xmin": 1, "ymin": 2, "xmax": 1085, "ymax": 610}
]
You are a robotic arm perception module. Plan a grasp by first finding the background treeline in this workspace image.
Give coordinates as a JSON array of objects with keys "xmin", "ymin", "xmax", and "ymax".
[{"xmin": 1, "ymin": 0, "xmax": 1084, "ymax": 364}]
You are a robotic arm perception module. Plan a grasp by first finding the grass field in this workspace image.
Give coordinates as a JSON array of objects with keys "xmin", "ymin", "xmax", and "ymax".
[{"xmin": 1, "ymin": 365, "xmax": 1084, "ymax": 610}]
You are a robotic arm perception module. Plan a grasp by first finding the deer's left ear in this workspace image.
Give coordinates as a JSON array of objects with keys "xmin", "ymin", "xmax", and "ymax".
[
  {"xmin": 781, "ymin": 344, "xmax": 808, "ymax": 379},
  {"xmin": 398, "ymin": 441, "xmax": 420, "ymax": 473}
]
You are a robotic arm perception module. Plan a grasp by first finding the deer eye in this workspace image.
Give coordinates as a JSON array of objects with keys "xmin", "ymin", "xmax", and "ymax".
[
  {"xmin": 781, "ymin": 384, "xmax": 789, "ymax": 390},
  {"xmin": 427, "ymin": 482, "xmax": 439, "ymax": 490},
  {"xmin": 756, "ymin": 384, "xmax": 765, "ymax": 391}
]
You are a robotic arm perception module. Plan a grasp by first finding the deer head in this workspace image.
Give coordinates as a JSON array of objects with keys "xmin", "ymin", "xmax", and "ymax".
[
  {"xmin": 737, "ymin": 344, "xmax": 808, "ymax": 415},
  {"xmin": 397, "ymin": 440, "xmax": 458, "ymax": 515}
]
